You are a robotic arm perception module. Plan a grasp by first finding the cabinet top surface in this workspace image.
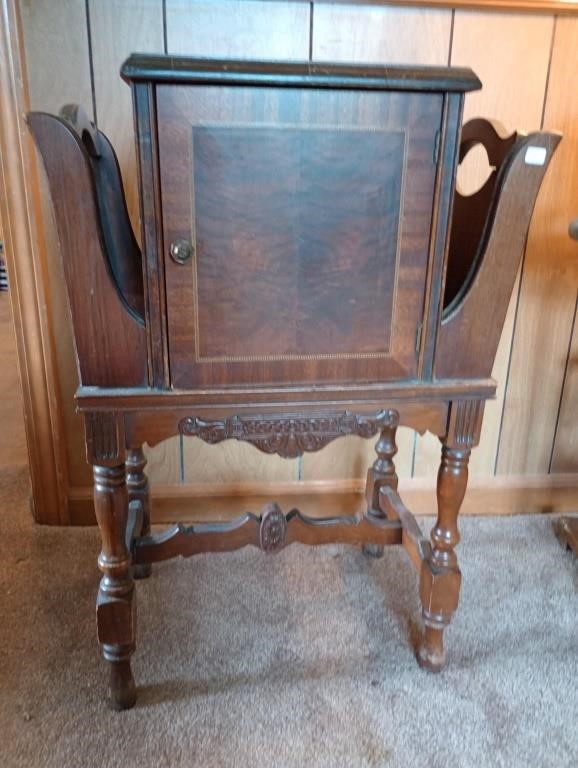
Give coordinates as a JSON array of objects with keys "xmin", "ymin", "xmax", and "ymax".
[{"xmin": 121, "ymin": 54, "xmax": 481, "ymax": 93}]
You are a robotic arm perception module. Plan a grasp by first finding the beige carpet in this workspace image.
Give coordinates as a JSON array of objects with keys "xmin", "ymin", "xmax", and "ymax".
[{"xmin": 1, "ymin": 464, "xmax": 577, "ymax": 768}]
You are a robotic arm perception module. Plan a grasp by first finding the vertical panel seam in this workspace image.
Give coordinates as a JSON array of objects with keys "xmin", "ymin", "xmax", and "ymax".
[
  {"xmin": 84, "ymin": 0, "xmax": 98, "ymax": 126},
  {"xmin": 540, "ymin": 15, "xmax": 557, "ymax": 130},
  {"xmin": 548, "ymin": 290, "xmax": 578, "ymax": 473},
  {"xmin": 447, "ymin": 8, "xmax": 455, "ymax": 66},
  {"xmin": 493, "ymin": 236, "xmax": 530, "ymax": 475},
  {"xmin": 308, "ymin": 1, "xmax": 314, "ymax": 62},
  {"xmin": 410, "ymin": 432, "xmax": 418, "ymax": 478},
  {"xmin": 162, "ymin": 0, "xmax": 168, "ymax": 54},
  {"xmin": 494, "ymin": 15, "xmax": 557, "ymax": 475}
]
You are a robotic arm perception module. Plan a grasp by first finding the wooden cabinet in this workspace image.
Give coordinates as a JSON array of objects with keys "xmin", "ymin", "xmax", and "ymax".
[
  {"xmin": 28, "ymin": 52, "xmax": 560, "ymax": 707},
  {"xmin": 6, "ymin": 1, "xmax": 578, "ymax": 526},
  {"xmin": 157, "ymin": 83, "xmax": 442, "ymax": 387}
]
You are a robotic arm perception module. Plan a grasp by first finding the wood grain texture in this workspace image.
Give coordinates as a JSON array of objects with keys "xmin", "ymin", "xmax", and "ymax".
[
  {"xmin": 304, "ymin": 2, "xmax": 451, "ymax": 482},
  {"xmin": 165, "ymin": 0, "xmax": 311, "ymax": 59},
  {"xmin": 88, "ymin": 0, "xmax": 163, "ymax": 236},
  {"xmin": 87, "ymin": 0, "xmax": 180, "ymax": 486},
  {"xmin": 165, "ymin": 0, "xmax": 311, "ymax": 484},
  {"xmin": 437, "ymin": 130, "xmax": 560, "ymax": 378},
  {"xmin": 413, "ymin": 10, "xmax": 554, "ymax": 479},
  {"xmin": 158, "ymin": 84, "xmax": 441, "ymax": 387},
  {"xmin": 497, "ymin": 17, "xmax": 578, "ymax": 474},
  {"xmin": 183, "ymin": 440, "xmax": 298, "ymax": 485},
  {"xmin": 19, "ymin": 0, "xmax": 94, "ymax": 494},
  {"xmin": 312, "ymin": 3, "xmax": 452, "ymax": 65},
  {"xmin": 28, "ymin": 113, "xmax": 148, "ymax": 387},
  {"xmin": 0, "ymin": 279, "xmax": 28, "ymax": 468},
  {"xmin": 551, "ymin": 298, "xmax": 578, "ymax": 472},
  {"xmin": 20, "ymin": 0, "xmax": 93, "ymax": 116}
]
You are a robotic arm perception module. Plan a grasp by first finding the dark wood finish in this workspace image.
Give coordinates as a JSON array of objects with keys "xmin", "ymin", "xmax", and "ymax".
[
  {"xmin": 158, "ymin": 84, "xmax": 441, "ymax": 387},
  {"xmin": 93, "ymin": 464, "xmax": 136, "ymax": 711},
  {"xmin": 126, "ymin": 447, "xmax": 152, "ymax": 579},
  {"xmin": 179, "ymin": 409, "xmax": 400, "ymax": 458},
  {"xmin": 420, "ymin": 93, "xmax": 464, "ymax": 379},
  {"xmin": 28, "ymin": 55, "xmax": 558, "ymax": 708},
  {"xmin": 132, "ymin": 82, "xmax": 169, "ymax": 388},
  {"xmin": 444, "ymin": 119, "xmax": 518, "ymax": 309},
  {"xmin": 379, "ymin": 486, "xmax": 431, "ymax": 572},
  {"xmin": 363, "ymin": 411, "xmax": 399, "ymax": 557},
  {"xmin": 133, "ymin": 503, "xmax": 402, "ymax": 564},
  {"xmin": 59, "ymin": 104, "xmax": 144, "ymax": 322},
  {"xmin": 437, "ymin": 128, "xmax": 561, "ymax": 378},
  {"xmin": 27, "ymin": 112, "xmax": 147, "ymax": 387},
  {"xmin": 121, "ymin": 55, "xmax": 481, "ymax": 92}
]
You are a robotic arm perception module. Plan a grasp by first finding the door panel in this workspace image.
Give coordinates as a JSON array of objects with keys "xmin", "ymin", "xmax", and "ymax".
[{"xmin": 157, "ymin": 84, "xmax": 442, "ymax": 388}]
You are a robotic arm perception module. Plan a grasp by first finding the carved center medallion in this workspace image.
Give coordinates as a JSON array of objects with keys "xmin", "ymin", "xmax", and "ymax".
[{"xmin": 260, "ymin": 503, "xmax": 288, "ymax": 554}]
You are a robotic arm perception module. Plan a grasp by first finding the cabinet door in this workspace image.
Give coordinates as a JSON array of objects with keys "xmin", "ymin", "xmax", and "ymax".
[{"xmin": 157, "ymin": 84, "xmax": 442, "ymax": 388}]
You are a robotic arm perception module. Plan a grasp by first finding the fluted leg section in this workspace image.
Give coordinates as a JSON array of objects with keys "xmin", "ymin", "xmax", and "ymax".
[
  {"xmin": 363, "ymin": 421, "xmax": 399, "ymax": 558},
  {"xmin": 418, "ymin": 443, "xmax": 470, "ymax": 672},
  {"xmin": 94, "ymin": 464, "xmax": 136, "ymax": 710},
  {"xmin": 126, "ymin": 447, "xmax": 152, "ymax": 580}
]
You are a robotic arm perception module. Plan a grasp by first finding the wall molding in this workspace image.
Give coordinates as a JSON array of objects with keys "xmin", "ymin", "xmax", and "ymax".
[
  {"xmin": 308, "ymin": 1, "xmax": 578, "ymax": 15},
  {"xmin": 0, "ymin": 0, "xmax": 69, "ymax": 523},
  {"xmin": 67, "ymin": 472, "xmax": 578, "ymax": 525}
]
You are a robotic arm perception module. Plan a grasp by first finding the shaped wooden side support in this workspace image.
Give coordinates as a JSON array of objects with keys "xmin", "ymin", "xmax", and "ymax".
[
  {"xmin": 28, "ymin": 109, "xmax": 147, "ymax": 387},
  {"xmin": 437, "ymin": 123, "xmax": 561, "ymax": 378}
]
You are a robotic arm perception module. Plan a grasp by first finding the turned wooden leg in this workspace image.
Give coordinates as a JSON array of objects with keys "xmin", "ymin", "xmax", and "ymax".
[
  {"xmin": 126, "ymin": 447, "xmax": 152, "ymax": 580},
  {"xmin": 363, "ymin": 413, "xmax": 399, "ymax": 558},
  {"xmin": 94, "ymin": 464, "xmax": 137, "ymax": 710},
  {"xmin": 418, "ymin": 442, "xmax": 470, "ymax": 672}
]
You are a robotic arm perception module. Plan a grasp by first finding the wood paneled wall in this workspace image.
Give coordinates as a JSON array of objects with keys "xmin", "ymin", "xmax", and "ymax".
[{"xmin": 18, "ymin": 0, "xmax": 578, "ymax": 523}]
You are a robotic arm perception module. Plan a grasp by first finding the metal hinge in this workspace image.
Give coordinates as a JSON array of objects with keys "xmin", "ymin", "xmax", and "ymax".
[
  {"xmin": 433, "ymin": 130, "xmax": 441, "ymax": 164},
  {"xmin": 415, "ymin": 322, "xmax": 423, "ymax": 354}
]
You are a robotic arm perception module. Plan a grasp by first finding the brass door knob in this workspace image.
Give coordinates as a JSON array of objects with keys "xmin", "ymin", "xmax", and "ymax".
[
  {"xmin": 169, "ymin": 239, "xmax": 194, "ymax": 264},
  {"xmin": 569, "ymin": 219, "xmax": 578, "ymax": 241}
]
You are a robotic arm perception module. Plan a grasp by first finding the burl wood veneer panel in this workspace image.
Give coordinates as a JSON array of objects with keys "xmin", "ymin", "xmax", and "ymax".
[{"xmin": 159, "ymin": 86, "xmax": 440, "ymax": 387}]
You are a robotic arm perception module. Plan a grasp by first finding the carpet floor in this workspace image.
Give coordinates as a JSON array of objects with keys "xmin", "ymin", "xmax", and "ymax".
[{"xmin": 1, "ymin": 464, "xmax": 576, "ymax": 768}]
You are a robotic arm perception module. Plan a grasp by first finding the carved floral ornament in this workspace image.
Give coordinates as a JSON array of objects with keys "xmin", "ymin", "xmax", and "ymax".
[{"xmin": 179, "ymin": 409, "xmax": 399, "ymax": 458}]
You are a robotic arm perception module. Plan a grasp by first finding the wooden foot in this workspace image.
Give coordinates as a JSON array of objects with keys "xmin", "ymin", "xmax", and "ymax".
[
  {"xmin": 363, "ymin": 412, "xmax": 399, "ymax": 558},
  {"xmin": 133, "ymin": 563, "xmax": 152, "ymax": 579},
  {"xmin": 107, "ymin": 658, "xmax": 136, "ymax": 711},
  {"xmin": 362, "ymin": 542, "xmax": 385, "ymax": 558},
  {"xmin": 417, "ymin": 626, "xmax": 445, "ymax": 672},
  {"xmin": 126, "ymin": 447, "xmax": 152, "ymax": 579},
  {"xmin": 554, "ymin": 516, "xmax": 578, "ymax": 556},
  {"xmin": 417, "ymin": 439, "xmax": 470, "ymax": 670},
  {"xmin": 94, "ymin": 463, "xmax": 137, "ymax": 709}
]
